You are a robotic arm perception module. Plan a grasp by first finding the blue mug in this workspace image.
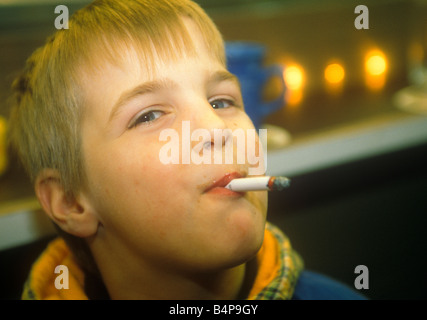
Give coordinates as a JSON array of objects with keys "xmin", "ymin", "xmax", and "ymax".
[{"xmin": 226, "ymin": 41, "xmax": 286, "ymax": 129}]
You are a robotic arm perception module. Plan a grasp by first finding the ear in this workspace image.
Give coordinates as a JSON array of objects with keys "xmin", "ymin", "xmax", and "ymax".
[{"xmin": 35, "ymin": 169, "xmax": 99, "ymax": 238}]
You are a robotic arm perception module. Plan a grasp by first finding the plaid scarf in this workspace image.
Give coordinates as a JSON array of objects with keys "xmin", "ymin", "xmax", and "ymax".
[{"xmin": 248, "ymin": 223, "xmax": 304, "ymax": 300}]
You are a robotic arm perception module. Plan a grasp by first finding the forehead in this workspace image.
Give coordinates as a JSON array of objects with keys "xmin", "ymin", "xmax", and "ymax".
[
  {"xmin": 78, "ymin": 14, "xmax": 224, "ymax": 78},
  {"xmin": 78, "ymin": 18, "xmax": 224, "ymax": 93},
  {"xmin": 79, "ymin": 19, "xmax": 229, "ymax": 122}
]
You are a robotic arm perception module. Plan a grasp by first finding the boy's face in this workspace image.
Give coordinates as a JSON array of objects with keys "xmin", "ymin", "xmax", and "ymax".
[{"xmin": 79, "ymin": 20, "xmax": 267, "ymax": 272}]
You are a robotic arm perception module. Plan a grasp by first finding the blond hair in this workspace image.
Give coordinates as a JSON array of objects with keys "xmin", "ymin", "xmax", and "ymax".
[{"xmin": 9, "ymin": 0, "xmax": 224, "ymax": 198}]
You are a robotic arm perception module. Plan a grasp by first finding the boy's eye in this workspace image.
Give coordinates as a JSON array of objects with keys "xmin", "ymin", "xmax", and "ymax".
[
  {"xmin": 129, "ymin": 110, "xmax": 164, "ymax": 128},
  {"xmin": 210, "ymin": 98, "xmax": 234, "ymax": 109}
]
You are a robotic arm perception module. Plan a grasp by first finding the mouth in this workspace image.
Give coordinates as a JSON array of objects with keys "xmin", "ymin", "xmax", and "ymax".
[{"xmin": 204, "ymin": 172, "xmax": 246, "ymax": 196}]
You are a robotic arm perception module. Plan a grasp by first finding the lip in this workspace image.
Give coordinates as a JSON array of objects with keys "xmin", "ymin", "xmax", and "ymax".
[{"xmin": 204, "ymin": 172, "xmax": 245, "ymax": 196}]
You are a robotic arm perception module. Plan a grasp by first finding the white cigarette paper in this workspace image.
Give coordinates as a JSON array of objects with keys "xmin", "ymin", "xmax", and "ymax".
[{"xmin": 225, "ymin": 176, "xmax": 290, "ymax": 192}]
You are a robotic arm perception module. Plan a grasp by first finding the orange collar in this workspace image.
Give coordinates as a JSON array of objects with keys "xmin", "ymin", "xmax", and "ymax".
[{"xmin": 22, "ymin": 237, "xmax": 88, "ymax": 300}]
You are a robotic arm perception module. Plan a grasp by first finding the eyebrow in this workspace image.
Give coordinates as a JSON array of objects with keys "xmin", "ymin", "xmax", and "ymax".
[
  {"xmin": 108, "ymin": 78, "xmax": 176, "ymax": 123},
  {"xmin": 108, "ymin": 70, "xmax": 240, "ymax": 123},
  {"xmin": 208, "ymin": 70, "xmax": 240, "ymax": 89}
]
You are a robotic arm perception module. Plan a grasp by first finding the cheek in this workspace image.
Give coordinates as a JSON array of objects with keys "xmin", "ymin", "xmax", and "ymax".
[
  {"xmin": 83, "ymin": 148, "xmax": 181, "ymax": 236},
  {"xmin": 84, "ymin": 136, "xmax": 188, "ymax": 212},
  {"xmin": 229, "ymin": 112, "xmax": 255, "ymax": 130},
  {"xmin": 249, "ymin": 190, "xmax": 268, "ymax": 219}
]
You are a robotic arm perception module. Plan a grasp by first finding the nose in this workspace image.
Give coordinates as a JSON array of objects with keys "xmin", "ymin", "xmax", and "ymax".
[{"xmin": 181, "ymin": 98, "xmax": 234, "ymax": 164}]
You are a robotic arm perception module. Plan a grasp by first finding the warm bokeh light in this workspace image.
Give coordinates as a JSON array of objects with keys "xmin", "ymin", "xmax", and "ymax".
[
  {"xmin": 284, "ymin": 65, "xmax": 305, "ymax": 91},
  {"xmin": 285, "ymin": 89, "xmax": 303, "ymax": 106},
  {"xmin": 324, "ymin": 63, "xmax": 345, "ymax": 84},
  {"xmin": 365, "ymin": 50, "xmax": 387, "ymax": 76},
  {"xmin": 364, "ymin": 50, "xmax": 388, "ymax": 91},
  {"xmin": 283, "ymin": 64, "xmax": 305, "ymax": 107}
]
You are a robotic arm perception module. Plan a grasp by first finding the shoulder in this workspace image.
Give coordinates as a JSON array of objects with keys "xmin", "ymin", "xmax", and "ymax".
[{"xmin": 292, "ymin": 270, "xmax": 368, "ymax": 300}]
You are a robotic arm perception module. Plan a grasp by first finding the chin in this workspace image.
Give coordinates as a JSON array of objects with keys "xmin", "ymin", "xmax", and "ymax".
[{"xmin": 219, "ymin": 215, "xmax": 266, "ymax": 269}]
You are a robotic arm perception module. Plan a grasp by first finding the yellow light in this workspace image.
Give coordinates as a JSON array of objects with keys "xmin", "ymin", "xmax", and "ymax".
[
  {"xmin": 285, "ymin": 89, "xmax": 303, "ymax": 106},
  {"xmin": 282, "ymin": 63, "xmax": 305, "ymax": 107},
  {"xmin": 284, "ymin": 65, "xmax": 304, "ymax": 91},
  {"xmin": 324, "ymin": 63, "xmax": 345, "ymax": 84},
  {"xmin": 365, "ymin": 51, "xmax": 387, "ymax": 76},
  {"xmin": 364, "ymin": 50, "xmax": 388, "ymax": 91}
]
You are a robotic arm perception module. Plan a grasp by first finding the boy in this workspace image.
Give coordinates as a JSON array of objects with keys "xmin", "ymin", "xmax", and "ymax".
[{"xmin": 9, "ymin": 0, "xmax": 364, "ymax": 300}]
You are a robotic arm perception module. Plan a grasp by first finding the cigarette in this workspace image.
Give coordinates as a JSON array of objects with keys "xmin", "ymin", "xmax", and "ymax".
[{"xmin": 225, "ymin": 176, "xmax": 291, "ymax": 192}]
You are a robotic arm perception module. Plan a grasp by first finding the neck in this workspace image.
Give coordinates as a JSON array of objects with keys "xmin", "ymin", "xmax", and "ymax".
[
  {"xmin": 99, "ymin": 257, "xmax": 251, "ymax": 300},
  {"xmin": 89, "ymin": 236, "xmax": 257, "ymax": 300}
]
